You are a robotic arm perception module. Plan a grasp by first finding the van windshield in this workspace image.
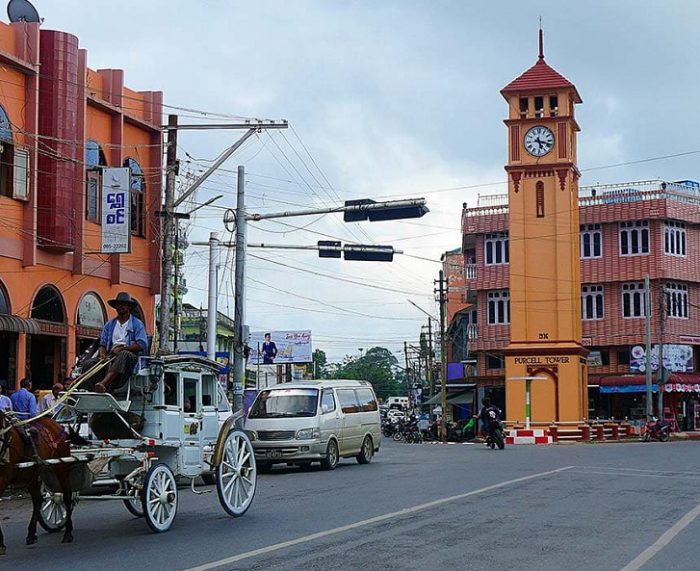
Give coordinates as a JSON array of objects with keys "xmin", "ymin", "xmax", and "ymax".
[{"xmin": 249, "ymin": 388, "xmax": 319, "ymax": 418}]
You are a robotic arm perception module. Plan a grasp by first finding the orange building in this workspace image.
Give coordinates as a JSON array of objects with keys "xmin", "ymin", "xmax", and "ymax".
[{"xmin": 0, "ymin": 21, "xmax": 162, "ymax": 390}]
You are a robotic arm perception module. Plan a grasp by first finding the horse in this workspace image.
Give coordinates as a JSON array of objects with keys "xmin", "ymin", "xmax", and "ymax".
[{"xmin": 0, "ymin": 411, "xmax": 76, "ymax": 555}]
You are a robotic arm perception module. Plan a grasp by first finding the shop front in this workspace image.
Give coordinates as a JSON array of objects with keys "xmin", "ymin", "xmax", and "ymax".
[{"xmin": 28, "ymin": 285, "xmax": 67, "ymax": 390}]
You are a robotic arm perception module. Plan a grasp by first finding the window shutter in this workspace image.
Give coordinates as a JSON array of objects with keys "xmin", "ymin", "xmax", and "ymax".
[{"xmin": 13, "ymin": 147, "xmax": 29, "ymax": 200}]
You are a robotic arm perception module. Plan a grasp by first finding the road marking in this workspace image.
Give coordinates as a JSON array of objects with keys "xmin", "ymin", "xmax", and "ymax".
[
  {"xmin": 185, "ymin": 465, "xmax": 573, "ymax": 571},
  {"xmin": 574, "ymin": 465, "xmax": 700, "ymax": 477},
  {"xmin": 620, "ymin": 501, "xmax": 700, "ymax": 571},
  {"xmin": 573, "ymin": 469, "xmax": 700, "ymax": 481}
]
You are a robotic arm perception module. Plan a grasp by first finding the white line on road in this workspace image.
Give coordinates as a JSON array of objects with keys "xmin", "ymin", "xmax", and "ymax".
[
  {"xmin": 573, "ymin": 469, "xmax": 700, "ymax": 481},
  {"xmin": 185, "ymin": 465, "xmax": 573, "ymax": 571},
  {"xmin": 620, "ymin": 501, "xmax": 700, "ymax": 571}
]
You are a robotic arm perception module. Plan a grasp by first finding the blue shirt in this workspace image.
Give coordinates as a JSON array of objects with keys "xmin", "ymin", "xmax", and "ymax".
[
  {"xmin": 100, "ymin": 315, "xmax": 148, "ymax": 355},
  {"xmin": 0, "ymin": 394, "xmax": 11, "ymax": 412},
  {"xmin": 10, "ymin": 387, "xmax": 37, "ymax": 419}
]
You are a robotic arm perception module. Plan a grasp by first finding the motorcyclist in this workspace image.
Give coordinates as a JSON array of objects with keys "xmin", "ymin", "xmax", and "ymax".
[{"xmin": 475, "ymin": 396, "xmax": 502, "ymax": 441}]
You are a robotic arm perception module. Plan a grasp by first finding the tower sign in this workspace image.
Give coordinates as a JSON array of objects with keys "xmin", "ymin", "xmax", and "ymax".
[{"xmin": 501, "ymin": 31, "xmax": 588, "ymax": 424}]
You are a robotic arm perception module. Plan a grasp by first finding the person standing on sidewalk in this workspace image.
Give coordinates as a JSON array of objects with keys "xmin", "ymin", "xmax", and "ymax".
[
  {"xmin": 0, "ymin": 384, "xmax": 12, "ymax": 412},
  {"xmin": 10, "ymin": 378, "xmax": 37, "ymax": 420}
]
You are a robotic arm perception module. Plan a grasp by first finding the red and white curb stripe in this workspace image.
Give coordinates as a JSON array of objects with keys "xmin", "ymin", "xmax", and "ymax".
[{"xmin": 506, "ymin": 429, "xmax": 552, "ymax": 445}]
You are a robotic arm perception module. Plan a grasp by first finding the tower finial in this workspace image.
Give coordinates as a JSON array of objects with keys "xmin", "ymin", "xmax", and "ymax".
[{"xmin": 538, "ymin": 17, "xmax": 544, "ymax": 60}]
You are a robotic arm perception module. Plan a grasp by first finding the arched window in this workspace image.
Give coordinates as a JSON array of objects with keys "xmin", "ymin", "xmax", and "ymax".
[
  {"xmin": 0, "ymin": 281, "xmax": 9, "ymax": 314},
  {"xmin": 30, "ymin": 286, "xmax": 65, "ymax": 323},
  {"xmin": 77, "ymin": 292, "xmax": 106, "ymax": 329},
  {"xmin": 124, "ymin": 157, "xmax": 145, "ymax": 237},
  {"xmin": 85, "ymin": 140, "xmax": 108, "ymax": 222},
  {"xmin": 536, "ymin": 181, "xmax": 545, "ymax": 218}
]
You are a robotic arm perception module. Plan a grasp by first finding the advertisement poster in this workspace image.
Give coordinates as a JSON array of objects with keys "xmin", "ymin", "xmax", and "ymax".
[
  {"xmin": 100, "ymin": 167, "xmax": 131, "ymax": 253},
  {"xmin": 629, "ymin": 344, "xmax": 694, "ymax": 373},
  {"xmin": 248, "ymin": 330, "xmax": 312, "ymax": 365}
]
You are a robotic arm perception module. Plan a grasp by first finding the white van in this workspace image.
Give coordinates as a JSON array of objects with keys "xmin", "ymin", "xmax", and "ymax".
[
  {"xmin": 386, "ymin": 396, "xmax": 409, "ymax": 411},
  {"xmin": 244, "ymin": 380, "xmax": 381, "ymax": 471}
]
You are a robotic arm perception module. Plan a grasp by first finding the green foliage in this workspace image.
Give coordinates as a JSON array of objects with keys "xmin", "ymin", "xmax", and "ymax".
[
  {"xmin": 308, "ymin": 349, "xmax": 328, "ymax": 378},
  {"xmin": 331, "ymin": 346, "xmax": 404, "ymax": 402}
]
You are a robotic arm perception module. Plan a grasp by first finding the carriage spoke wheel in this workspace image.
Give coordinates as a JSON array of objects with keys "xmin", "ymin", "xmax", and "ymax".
[
  {"xmin": 216, "ymin": 429, "xmax": 257, "ymax": 517},
  {"xmin": 142, "ymin": 463, "xmax": 178, "ymax": 532},
  {"xmin": 38, "ymin": 482, "xmax": 67, "ymax": 533}
]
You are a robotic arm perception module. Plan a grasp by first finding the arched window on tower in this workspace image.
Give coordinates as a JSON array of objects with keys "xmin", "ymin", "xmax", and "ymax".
[
  {"xmin": 536, "ymin": 181, "xmax": 545, "ymax": 218},
  {"xmin": 124, "ymin": 157, "xmax": 145, "ymax": 237},
  {"xmin": 85, "ymin": 140, "xmax": 108, "ymax": 223}
]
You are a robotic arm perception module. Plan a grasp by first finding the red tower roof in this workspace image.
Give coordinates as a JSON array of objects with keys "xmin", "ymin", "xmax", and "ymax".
[{"xmin": 501, "ymin": 30, "xmax": 582, "ymax": 102}]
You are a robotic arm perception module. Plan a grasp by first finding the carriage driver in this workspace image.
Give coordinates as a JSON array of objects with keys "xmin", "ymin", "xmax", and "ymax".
[{"xmin": 86, "ymin": 292, "xmax": 148, "ymax": 394}]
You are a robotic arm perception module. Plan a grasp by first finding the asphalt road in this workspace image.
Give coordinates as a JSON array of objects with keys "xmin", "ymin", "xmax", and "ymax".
[{"xmin": 2, "ymin": 440, "xmax": 700, "ymax": 570}]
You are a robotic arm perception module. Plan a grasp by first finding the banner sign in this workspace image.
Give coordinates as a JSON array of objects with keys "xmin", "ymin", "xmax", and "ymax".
[
  {"xmin": 630, "ymin": 344, "xmax": 694, "ymax": 374},
  {"xmin": 248, "ymin": 330, "xmax": 312, "ymax": 365},
  {"xmin": 101, "ymin": 167, "xmax": 131, "ymax": 253}
]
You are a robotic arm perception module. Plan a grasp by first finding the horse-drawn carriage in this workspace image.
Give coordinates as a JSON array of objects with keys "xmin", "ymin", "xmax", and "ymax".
[{"xmin": 20, "ymin": 355, "xmax": 256, "ymax": 536}]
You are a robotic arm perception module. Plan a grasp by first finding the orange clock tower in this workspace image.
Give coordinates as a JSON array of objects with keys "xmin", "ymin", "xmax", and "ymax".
[{"xmin": 502, "ymin": 31, "xmax": 588, "ymax": 425}]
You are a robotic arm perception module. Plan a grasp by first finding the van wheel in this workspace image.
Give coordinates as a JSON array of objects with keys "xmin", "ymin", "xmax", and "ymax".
[
  {"xmin": 320, "ymin": 440, "xmax": 339, "ymax": 470},
  {"xmin": 356, "ymin": 436, "xmax": 373, "ymax": 465}
]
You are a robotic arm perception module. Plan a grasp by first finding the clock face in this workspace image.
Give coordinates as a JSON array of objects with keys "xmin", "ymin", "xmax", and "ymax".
[{"xmin": 524, "ymin": 125, "xmax": 555, "ymax": 157}]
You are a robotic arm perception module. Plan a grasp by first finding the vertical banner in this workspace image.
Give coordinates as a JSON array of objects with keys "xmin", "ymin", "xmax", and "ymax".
[{"xmin": 101, "ymin": 167, "xmax": 131, "ymax": 253}]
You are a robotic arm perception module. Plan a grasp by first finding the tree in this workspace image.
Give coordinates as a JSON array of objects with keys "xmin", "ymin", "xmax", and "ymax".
[
  {"xmin": 333, "ymin": 346, "xmax": 402, "ymax": 402},
  {"xmin": 308, "ymin": 349, "xmax": 328, "ymax": 378}
]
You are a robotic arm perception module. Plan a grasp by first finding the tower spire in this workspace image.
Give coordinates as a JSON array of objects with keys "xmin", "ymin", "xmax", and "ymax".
[{"xmin": 538, "ymin": 18, "xmax": 544, "ymax": 60}]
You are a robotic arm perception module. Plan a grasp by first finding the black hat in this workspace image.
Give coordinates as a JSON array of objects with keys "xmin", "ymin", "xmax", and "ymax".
[{"xmin": 108, "ymin": 292, "xmax": 137, "ymax": 309}]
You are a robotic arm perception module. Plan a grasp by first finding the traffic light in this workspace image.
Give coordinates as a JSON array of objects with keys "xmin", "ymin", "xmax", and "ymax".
[
  {"xmin": 318, "ymin": 240, "xmax": 342, "ymax": 258},
  {"xmin": 343, "ymin": 198, "xmax": 429, "ymax": 222},
  {"xmin": 343, "ymin": 245, "xmax": 394, "ymax": 262}
]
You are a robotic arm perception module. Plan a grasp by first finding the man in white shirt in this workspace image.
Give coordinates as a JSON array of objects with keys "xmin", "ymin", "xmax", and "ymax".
[{"xmin": 38, "ymin": 383, "xmax": 63, "ymax": 414}]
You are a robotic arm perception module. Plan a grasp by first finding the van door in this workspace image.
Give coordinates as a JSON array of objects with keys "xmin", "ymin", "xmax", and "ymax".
[
  {"xmin": 336, "ymin": 389, "xmax": 362, "ymax": 454},
  {"xmin": 319, "ymin": 389, "xmax": 340, "ymax": 448}
]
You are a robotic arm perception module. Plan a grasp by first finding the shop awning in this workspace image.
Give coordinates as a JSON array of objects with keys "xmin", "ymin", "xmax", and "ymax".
[
  {"xmin": 0, "ymin": 314, "xmax": 40, "ymax": 334},
  {"xmin": 423, "ymin": 390, "xmax": 474, "ymax": 406}
]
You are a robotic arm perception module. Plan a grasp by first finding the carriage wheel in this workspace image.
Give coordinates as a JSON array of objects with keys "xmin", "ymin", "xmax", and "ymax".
[
  {"xmin": 123, "ymin": 497, "xmax": 144, "ymax": 517},
  {"xmin": 38, "ymin": 482, "xmax": 67, "ymax": 533},
  {"xmin": 142, "ymin": 463, "xmax": 178, "ymax": 532},
  {"xmin": 216, "ymin": 429, "xmax": 257, "ymax": 517}
]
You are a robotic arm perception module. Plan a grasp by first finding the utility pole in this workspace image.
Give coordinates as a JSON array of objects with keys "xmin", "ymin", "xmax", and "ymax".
[
  {"xmin": 644, "ymin": 274, "xmax": 653, "ymax": 418},
  {"xmin": 206, "ymin": 232, "xmax": 220, "ymax": 362},
  {"xmin": 427, "ymin": 318, "xmax": 434, "ymax": 398},
  {"xmin": 656, "ymin": 283, "xmax": 667, "ymax": 419},
  {"xmin": 159, "ymin": 114, "xmax": 178, "ymax": 351},
  {"xmin": 437, "ymin": 270, "xmax": 447, "ymax": 441},
  {"xmin": 404, "ymin": 341, "xmax": 411, "ymax": 409},
  {"xmin": 232, "ymin": 165, "xmax": 247, "ymax": 413}
]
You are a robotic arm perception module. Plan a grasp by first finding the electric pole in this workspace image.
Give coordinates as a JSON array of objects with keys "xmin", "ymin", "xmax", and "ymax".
[
  {"xmin": 232, "ymin": 165, "xmax": 247, "ymax": 413},
  {"xmin": 159, "ymin": 114, "xmax": 178, "ymax": 351},
  {"xmin": 657, "ymin": 283, "xmax": 667, "ymax": 418},
  {"xmin": 644, "ymin": 274, "xmax": 653, "ymax": 418},
  {"xmin": 437, "ymin": 270, "xmax": 447, "ymax": 441},
  {"xmin": 427, "ymin": 318, "xmax": 434, "ymax": 398}
]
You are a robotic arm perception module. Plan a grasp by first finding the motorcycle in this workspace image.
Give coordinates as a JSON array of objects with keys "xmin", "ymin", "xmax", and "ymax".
[
  {"xmin": 484, "ymin": 410, "xmax": 506, "ymax": 450},
  {"xmin": 643, "ymin": 417, "xmax": 670, "ymax": 442}
]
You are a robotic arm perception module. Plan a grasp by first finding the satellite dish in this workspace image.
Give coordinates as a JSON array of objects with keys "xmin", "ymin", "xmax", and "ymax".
[{"xmin": 7, "ymin": 0, "xmax": 41, "ymax": 23}]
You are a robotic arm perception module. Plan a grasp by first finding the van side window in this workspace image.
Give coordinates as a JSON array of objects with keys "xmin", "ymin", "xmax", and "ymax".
[
  {"xmin": 356, "ymin": 388, "xmax": 378, "ymax": 412},
  {"xmin": 321, "ymin": 390, "xmax": 336, "ymax": 413},
  {"xmin": 337, "ymin": 389, "xmax": 360, "ymax": 414}
]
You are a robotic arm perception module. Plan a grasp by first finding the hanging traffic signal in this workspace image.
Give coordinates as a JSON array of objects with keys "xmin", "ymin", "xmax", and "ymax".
[
  {"xmin": 343, "ymin": 245, "xmax": 395, "ymax": 262},
  {"xmin": 317, "ymin": 240, "xmax": 342, "ymax": 258}
]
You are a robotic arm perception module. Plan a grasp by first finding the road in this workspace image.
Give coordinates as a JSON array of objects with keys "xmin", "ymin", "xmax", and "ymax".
[{"xmin": 2, "ymin": 440, "xmax": 699, "ymax": 570}]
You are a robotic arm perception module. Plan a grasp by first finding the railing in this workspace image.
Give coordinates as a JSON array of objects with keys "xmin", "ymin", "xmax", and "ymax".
[
  {"xmin": 466, "ymin": 323, "xmax": 478, "ymax": 340},
  {"xmin": 462, "ymin": 179, "xmax": 700, "ymax": 218},
  {"xmin": 465, "ymin": 264, "xmax": 477, "ymax": 280}
]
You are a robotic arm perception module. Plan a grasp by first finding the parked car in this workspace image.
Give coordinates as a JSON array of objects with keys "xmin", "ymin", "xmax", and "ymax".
[{"xmin": 244, "ymin": 380, "xmax": 381, "ymax": 472}]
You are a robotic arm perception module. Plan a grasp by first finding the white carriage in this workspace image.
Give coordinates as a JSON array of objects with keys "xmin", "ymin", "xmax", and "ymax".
[{"xmin": 31, "ymin": 355, "xmax": 256, "ymax": 533}]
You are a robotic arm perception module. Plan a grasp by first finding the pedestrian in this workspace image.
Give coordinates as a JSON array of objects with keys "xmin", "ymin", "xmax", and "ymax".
[
  {"xmin": 0, "ymin": 384, "xmax": 12, "ymax": 412},
  {"xmin": 10, "ymin": 378, "xmax": 37, "ymax": 420},
  {"xmin": 38, "ymin": 383, "xmax": 63, "ymax": 415},
  {"xmin": 81, "ymin": 292, "xmax": 148, "ymax": 394}
]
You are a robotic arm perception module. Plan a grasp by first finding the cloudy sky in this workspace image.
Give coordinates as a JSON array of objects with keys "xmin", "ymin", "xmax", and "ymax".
[{"xmin": 38, "ymin": 1, "xmax": 700, "ymax": 362}]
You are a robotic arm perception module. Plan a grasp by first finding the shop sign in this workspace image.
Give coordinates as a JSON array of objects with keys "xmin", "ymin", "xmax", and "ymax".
[
  {"xmin": 630, "ymin": 344, "xmax": 693, "ymax": 373},
  {"xmin": 587, "ymin": 351, "xmax": 602, "ymax": 367},
  {"xmin": 661, "ymin": 383, "xmax": 700, "ymax": 393},
  {"xmin": 100, "ymin": 167, "xmax": 131, "ymax": 254}
]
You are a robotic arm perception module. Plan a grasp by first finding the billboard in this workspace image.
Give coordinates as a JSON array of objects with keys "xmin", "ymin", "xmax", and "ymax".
[
  {"xmin": 630, "ymin": 344, "xmax": 694, "ymax": 374},
  {"xmin": 101, "ymin": 167, "xmax": 131, "ymax": 253},
  {"xmin": 248, "ymin": 330, "xmax": 312, "ymax": 365}
]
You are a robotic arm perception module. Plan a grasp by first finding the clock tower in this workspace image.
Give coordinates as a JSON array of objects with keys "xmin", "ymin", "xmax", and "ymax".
[{"xmin": 501, "ymin": 31, "xmax": 588, "ymax": 425}]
